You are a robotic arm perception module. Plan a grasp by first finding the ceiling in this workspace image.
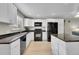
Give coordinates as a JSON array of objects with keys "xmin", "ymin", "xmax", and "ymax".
[{"xmin": 14, "ymin": 3, "xmax": 79, "ymax": 19}]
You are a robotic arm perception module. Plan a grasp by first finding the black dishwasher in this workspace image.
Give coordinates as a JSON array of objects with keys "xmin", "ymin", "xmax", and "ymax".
[{"xmin": 20, "ymin": 35, "xmax": 26, "ymax": 55}]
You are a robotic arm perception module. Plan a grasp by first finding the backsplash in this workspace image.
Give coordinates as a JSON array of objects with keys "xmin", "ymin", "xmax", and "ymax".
[{"xmin": 0, "ymin": 23, "xmax": 25, "ymax": 35}]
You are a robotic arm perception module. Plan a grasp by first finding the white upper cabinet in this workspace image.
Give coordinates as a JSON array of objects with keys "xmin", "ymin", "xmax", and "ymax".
[
  {"xmin": 0, "ymin": 4, "xmax": 10, "ymax": 24},
  {"xmin": 0, "ymin": 4, "xmax": 8, "ymax": 18},
  {"xmin": 24, "ymin": 19, "xmax": 29, "ymax": 26},
  {"xmin": 17, "ymin": 11, "xmax": 25, "ymax": 30},
  {"xmin": 10, "ymin": 39, "xmax": 20, "ymax": 55},
  {"xmin": 0, "ymin": 4, "xmax": 17, "ymax": 24},
  {"xmin": 8, "ymin": 4, "xmax": 17, "ymax": 26}
]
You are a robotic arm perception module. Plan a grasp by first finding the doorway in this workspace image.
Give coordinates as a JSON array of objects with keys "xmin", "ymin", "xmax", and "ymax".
[{"xmin": 47, "ymin": 22, "xmax": 58, "ymax": 42}]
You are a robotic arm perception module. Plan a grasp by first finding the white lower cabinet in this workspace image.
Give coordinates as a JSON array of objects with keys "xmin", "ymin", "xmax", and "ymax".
[
  {"xmin": 51, "ymin": 35, "xmax": 59, "ymax": 55},
  {"xmin": 51, "ymin": 35, "xmax": 66, "ymax": 55},
  {"xmin": 0, "ymin": 44, "xmax": 10, "ymax": 55},
  {"xmin": 51, "ymin": 35, "xmax": 79, "ymax": 55},
  {"xmin": 10, "ymin": 39, "xmax": 20, "ymax": 55},
  {"xmin": 66, "ymin": 42, "xmax": 79, "ymax": 55},
  {"xmin": 26, "ymin": 32, "xmax": 34, "ymax": 48},
  {"xmin": 42, "ymin": 32, "xmax": 47, "ymax": 41},
  {"xmin": 0, "ymin": 38, "xmax": 20, "ymax": 55},
  {"xmin": 58, "ymin": 39, "xmax": 66, "ymax": 55}
]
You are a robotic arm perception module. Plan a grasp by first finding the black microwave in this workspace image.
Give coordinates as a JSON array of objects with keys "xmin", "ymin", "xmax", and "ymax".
[{"xmin": 34, "ymin": 22, "xmax": 42, "ymax": 26}]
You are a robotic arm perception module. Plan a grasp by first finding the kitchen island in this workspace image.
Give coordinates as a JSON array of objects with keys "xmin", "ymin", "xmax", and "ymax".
[{"xmin": 51, "ymin": 34, "xmax": 79, "ymax": 55}]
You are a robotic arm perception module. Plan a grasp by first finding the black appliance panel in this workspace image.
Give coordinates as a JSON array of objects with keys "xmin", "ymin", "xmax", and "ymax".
[
  {"xmin": 34, "ymin": 22, "xmax": 42, "ymax": 27},
  {"xmin": 34, "ymin": 29, "xmax": 42, "ymax": 41}
]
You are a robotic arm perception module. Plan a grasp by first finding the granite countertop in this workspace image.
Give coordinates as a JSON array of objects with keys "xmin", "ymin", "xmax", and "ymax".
[
  {"xmin": 26, "ymin": 30, "xmax": 46, "ymax": 32},
  {"xmin": 52, "ymin": 34, "xmax": 79, "ymax": 42},
  {"xmin": 0, "ymin": 32, "xmax": 28, "ymax": 44}
]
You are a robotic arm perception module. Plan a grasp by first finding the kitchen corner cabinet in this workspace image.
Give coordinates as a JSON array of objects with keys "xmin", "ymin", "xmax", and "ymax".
[{"xmin": 10, "ymin": 39, "xmax": 20, "ymax": 55}]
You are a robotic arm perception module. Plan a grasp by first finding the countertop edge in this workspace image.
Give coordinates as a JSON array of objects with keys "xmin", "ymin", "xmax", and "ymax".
[
  {"xmin": 0, "ymin": 32, "xmax": 28, "ymax": 44},
  {"xmin": 51, "ymin": 34, "xmax": 79, "ymax": 42}
]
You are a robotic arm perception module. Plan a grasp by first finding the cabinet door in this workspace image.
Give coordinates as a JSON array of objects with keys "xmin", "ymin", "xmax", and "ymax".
[
  {"xmin": 0, "ymin": 4, "xmax": 8, "ymax": 18},
  {"xmin": 10, "ymin": 39, "xmax": 20, "ymax": 55},
  {"xmin": 43, "ymin": 32, "xmax": 47, "ymax": 41},
  {"xmin": 24, "ymin": 19, "xmax": 34, "ymax": 27},
  {"xmin": 51, "ymin": 35, "xmax": 59, "ymax": 55},
  {"xmin": 26, "ymin": 33, "xmax": 30, "ymax": 48},
  {"xmin": 0, "ymin": 44, "xmax": 10, "ymax": 55},
  {"xmin": 0, "ymin": 4, "xmax": 10, "ymax": 23},
  {"xmin": 8, "ymin": 4, "xmax": 17, "ymax": 26},
  {"xmin": 17, "ymin": 11, "xmax": 24, "ymax": 29},
  {"xmin": 26, "ymin": 32, "xmax": 34, "ymax": 48},
  {"xmin": 58, "ymin": 40, "xmax": 66, "ymax": 55}
]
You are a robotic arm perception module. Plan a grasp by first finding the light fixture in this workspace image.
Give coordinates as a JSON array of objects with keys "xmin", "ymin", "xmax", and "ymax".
[
  {"xmin": 72, "ymin": 25, "xmax": 77, "ymax": 29},
  {"xmin": 74, "ymin": 28, "xmax": 79, "ymax": 32},
  {"xmin": 75, "ymin": 15, "xmax": 79, "ymax": 17},
  {"xmin": 77, "ymin": 12, "xmax": 79, "ymax": 14},
  {"xmin": 72, "ymin": 27, "xmax": 79, "ymax": 32},
  {"xmin": 74, "ymin": 12, "xmax": 79, "ymax": 17}
]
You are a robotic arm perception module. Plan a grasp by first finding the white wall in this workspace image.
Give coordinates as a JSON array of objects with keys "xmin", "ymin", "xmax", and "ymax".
[
  {"xmin": 0, "ymin": 22, "xmax": 25, "ymax": 35},
  {"xmin": 0, "ymin": 23, "xmax": 12, "ymax": 35},
  {"xmin": 64, "ymin": 20, "xmax": 72, "ymax": 40},
  {"xmin": 64, "ymin": 18, "xmax": 79, "ymax": 40}
]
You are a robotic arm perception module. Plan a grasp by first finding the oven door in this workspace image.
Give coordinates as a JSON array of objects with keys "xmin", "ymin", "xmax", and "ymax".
[{"xmin": 34, "ymin": 29, "xmax": 42, "ymax": 41}]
